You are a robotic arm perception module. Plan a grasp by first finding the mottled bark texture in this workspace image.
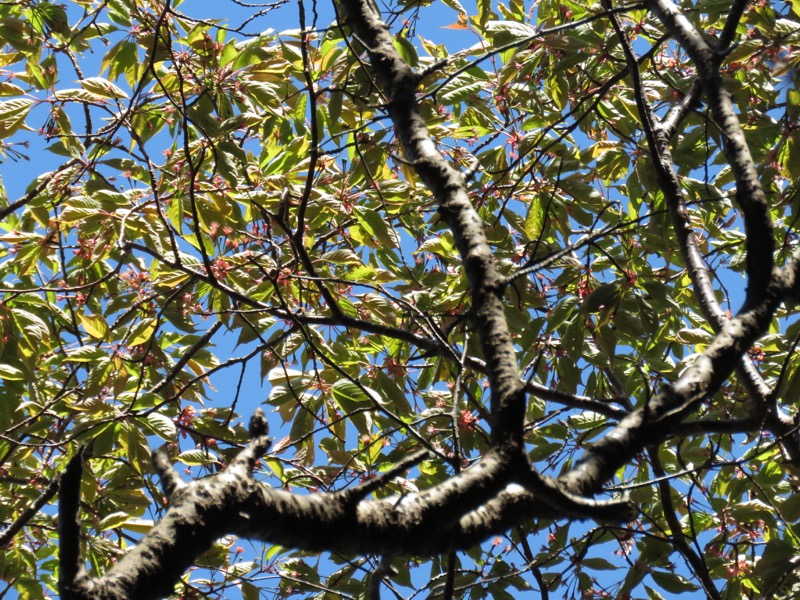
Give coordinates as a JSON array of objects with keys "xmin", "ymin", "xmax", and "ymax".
[
  {"xmin": 339, "ymin": 0, "xmax": 526, "ymax": 446},
  {"xmin": 57, "ymin": 2, "xmax": 800, "ymax": 598},
  {"xmin": 602, "ymin": 0, "xmax": 800, "ymax": 464},
  {"xmin": 561, "ymin": 0, "xmax": 800, "ymax": 496}
]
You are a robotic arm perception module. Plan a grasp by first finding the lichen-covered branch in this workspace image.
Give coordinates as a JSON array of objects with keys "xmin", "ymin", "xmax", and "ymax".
[
  {"xmin": 644, "ymin": 0, "xmax": 775, "ymax": 303},
  {"xmin": 606, "ymin": 0, "xmax": 800, "ymax": 460},
  {"xmin": 58, "ymin": 434, "xmax": 634, "ymax": 600},
  {"xmin": 338, "ymin": 0, "xmax": 526, "ymax": 446}
]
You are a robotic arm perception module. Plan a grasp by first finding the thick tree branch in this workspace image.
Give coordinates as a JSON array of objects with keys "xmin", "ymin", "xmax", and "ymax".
[
  {"xmin": 561, "ymin": 281, "xmax": 784, "ymax": 496},
  {"xmin": 59, "ymin": 423, "xmax": 633, "ymax": 599},
  {"xmin": 59, "ymin": 448, "xmax": 95, "ymax": 600},
  {"xmin": 339, "ymin": 0, "xmax": 526, "ymax": 447},
  {"xmin": 644, "ymin": 0, "xmax": 775, "ymax": 304},
  {"xmin": 60, "ymin": 419, "xmax": 274, "ymax": 600},
  {"xmin": 717, "ymin": 0, "xmax": 750, "ymax": 51},
  {"xmin": 607, "ymin": 0, "xmax": 800, "ymax": 461}
]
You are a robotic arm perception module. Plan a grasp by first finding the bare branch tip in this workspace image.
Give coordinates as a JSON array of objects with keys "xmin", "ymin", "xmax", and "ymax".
[
  {"xmin": 463, "ymin": 157, "xmax": 481, "ymax": 182},
  {"xmin": 153, "ymin": 445, "xmax": 186, "ymax": 498},
  {"xmin": 249, "ymin": 408, "xmax": 269, "ymax": 438}
]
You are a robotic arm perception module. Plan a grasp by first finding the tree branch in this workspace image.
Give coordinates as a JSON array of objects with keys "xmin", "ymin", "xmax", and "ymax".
[
  {"xmin": 58, "ymin": 448, "xmax": 95, "ymax": 600},
  {"xmin": 647, "ymin": 448, "xmax": 721, "ymax": 600},
  {"xmin": 339, "ymin": 0, "xmax": 526, "ymax": 447},
  {"xmin": 608, "ymin": 0, "xmax": 800, "ymax": 461},
  {"xmin": 561, "ymin": 286, "xmax": 784, "ymax": 496},
  {"xmin": 0, "ymin": 473, "xmax": 61, "ymax": 548},
  {"xmin": 59, "ymin": 416, "xmax": 635, "ymax": 599},
  {"xmin": 644, "ymin": 0, "xmax": 775, "ymax": 305}
]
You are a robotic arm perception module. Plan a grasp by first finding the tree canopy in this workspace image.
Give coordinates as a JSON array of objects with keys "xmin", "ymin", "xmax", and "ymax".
[{"xmin": 2, "ymin": 0, "xmax": 800, "ymax": 597}]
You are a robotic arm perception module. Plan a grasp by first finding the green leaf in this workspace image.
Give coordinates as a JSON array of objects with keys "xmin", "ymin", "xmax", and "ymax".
[
  {"xmin": 331, "ymin": 380, "xmax": 381, "ymax": 435},
  {"xmin": 484, "ymin": 20, "xmax": 536, "ymax": 45},
  {"xmin": 26, "ymin": 2, "xmax": 69, "ymax": 36},
  {"xmin": 0, "ymin": 98, "xmax": 33, "ymax": 139},
  {"xmin": 127, "ymin": 318, "xmax": 156, "ymax": 346},
  {"xmin": 12, "ymin": 308, "xmax": 49, "ymax": 343},
  {"xmin": 580, "ymin": 558, "xmax": 619, "ymax": 570},
  {"xmin": 675, "ymin": 328, "xmax": 714, "ymax": 344},
  {"xmin": 98, "ymin": 511, "xmax": 132, "ymax": 531},
  {"xmin": 241, "ymin": 581, "xmax": 260, "ymax": 600},
  {"xmin": 440, "ymin": 74, "xmax": 485, "ymax": 105},
  {"xmin": 750, "ymin": 539, "xmax": 796, "ymax": 591},
  {"xmin": 102, "ymin": 40, "xmax": 140, "ymax": 86},
  {"xmin": 354, "ymin": 206, "xmax": 398, "ymax": 248},
  {"xmin": 649, "ymin": 571, "xmax": 698, "ymax": 593},
  {"xmin": 79, "ymin": 313, "xmax": 109, "ymax": 340},
  {"xmin": 392, "ymin": 37, "xmax": 418, "ymax": 67},
  {"xmin": 729, "ymin": 499, "xmax": 774, "ymax": 522},
  {"xmin": 0, "ymin": 82, "xmax": 25, "ymax": 96},
  {"xmin": 581, "ymin": 283, "xmax": 621, "ymax": 314},
  {"xmin": 64, "ymin": 346, "xmax": 108, "ymax": 363},
  {"xmin": 322, "ymin": 248, "xmax": 361, "ymax": 264},
  {"xmin": 53, "ymin": 88, "xmax": 106, "ymax": 102},
  {"xmin": 331, "ymin": 380, "xmax": 382, "ymax": 405},
  {"xmin": 477, "ymin": 0, "xmax": 492, "ymax": 30},
  {"xmin": 177, "ymin": 449, "xmax": 218, "ymax": 466},
  {"xmin": 0, "ymin": 364, "xmax": 25, "ymax": 380},
  {"xmin": 0, "ymin": 98, "xmax": 34, "ymax": 120},
  {"xmin": 84, "ymin": 358, "xmax": 114, "ymax": 396},
  {"xmin": 121, "ymin": 422, "xmax": 153, "ymax": 475},
  {"xmin": 141, "ymin": 413, "xmax": 177, "ymax": 441},
  {"xmin": 440, "ymin": 0, "xmax": 466, "ymax": 14},
  {"xmin": 79, "ymin": 77, "xmax": 129, "ymax": 99},
  {"xmin": 524, "ymin": 196, "xmax": 544, "ymax": 239},
  {"xmin": 416, "ymin": 234, "xmax": 457, "ymax": 259}
]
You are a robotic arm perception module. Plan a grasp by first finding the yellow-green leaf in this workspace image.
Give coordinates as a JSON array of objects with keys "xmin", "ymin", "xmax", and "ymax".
[
  {"xmin": 79, "ymin": 77, "xmax": 128, "ymax": 99},
  {"xmin": 127, "ymin": 318, "xmax": 156, "ymax": 346},
  {"xmin": 79, "ymin": 313, "xmax": 109, "ymax": 340}
]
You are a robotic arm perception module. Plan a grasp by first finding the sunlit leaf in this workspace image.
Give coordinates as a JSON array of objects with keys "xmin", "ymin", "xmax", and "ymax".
[
  {"xmin": 0, "ymin": 363, "xmax": 25, "ymax": 381},
  {"xmin": 78, "ymin": 313, "xmax": 109, "ymax": 340},
  {"xmin": 79, "ymin": 77, "xmax": 129, "ymax": 99}
]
